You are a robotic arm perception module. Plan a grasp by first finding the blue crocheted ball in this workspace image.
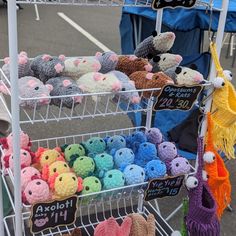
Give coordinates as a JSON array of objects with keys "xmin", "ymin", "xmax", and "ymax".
[
  {"xmin": 134, "ymin": 142, "xmax": 157, "ymax": 167},
  {"xmin": 83, "ymin": 137, "xmax": 106, "ymax": 158},
  {"xmin": 114, "ymin": 148, "xmax": 135, "ymax": 168},
  {"xmin": 106, "ymin": 135, "xmax": 126, "ymax": 154},
  {"xmin": 145, "ymin": 160, "xmax": 167, "ymax": 180},
  {"xmin": 170, "ymin": 157, "xmax": 191, "ymax": 176},
  {"xmin": 158, "ymin": 141, "xmax": 177, "ymax": 161},
  {"xmin": 145, "ymin": 128, "xmax": 163, "ymax": 146},
  {"xmin": 102, "ymin": 169, "xmax": 125, "ymax": 190},
  {"xmin": 123, "ymin": 164, "xmax": 145, "ymax": 185},
  {"xmin": 94, "ymin": 153, "xmax": 114, "ymax": 177},
  {"xmin": 126, "ymin": 131, "xmax": 147, "ymax": 150}
]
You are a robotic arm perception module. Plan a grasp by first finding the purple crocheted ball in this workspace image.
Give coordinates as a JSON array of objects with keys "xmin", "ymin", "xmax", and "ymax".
[
  {"xmin": 145, "ymin": 128, "xmax": 163, "ymax": 145},
  {"xmin": 158, "ymin": 141, "xmax": 177, "ymax": 161},
  {"xmin": 170, "ymin": 157, "xmax": 191, "ymax": 176}
]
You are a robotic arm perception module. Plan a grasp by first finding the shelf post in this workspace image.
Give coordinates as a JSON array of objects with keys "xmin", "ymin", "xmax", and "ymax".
[{"xmin": 7, "ymin": 1, "xmax": 22, "ymax": 235}]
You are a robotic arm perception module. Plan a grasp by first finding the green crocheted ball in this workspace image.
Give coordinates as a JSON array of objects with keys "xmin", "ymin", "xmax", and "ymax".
[
  {"xmin": 83, "ymin": 137, "xmax": 106, "ymax": 158},
  {"xmin": 72, "ymin": 156, "xmax": 95, "ymax": 178},
  {"xmin": 64, "ymin": 144, "xmax": 85, "ymax": 162},
  {"xmin": 82, "ymin": 176, "xmax": 102, "ymax": 195},
  {"xmin": 103, "ymin": 169, "xmax": 125, "ymax": 190},
  {"xmin": 94, "ymin": 153, "xmax": 114, "ymax": 177}
]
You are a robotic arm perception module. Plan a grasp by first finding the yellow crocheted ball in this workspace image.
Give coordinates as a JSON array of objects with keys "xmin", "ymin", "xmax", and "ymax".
[
  {"xmin": 48, "ymin": 161, "xmax": 70, "ymax": 177},
  {"xmin": 54, "ymin": 173, "xmax": 78, "ymax": 198},
  {"xmin": 40, "ymin": 149, "xmax": 61, "ymax": 167}
]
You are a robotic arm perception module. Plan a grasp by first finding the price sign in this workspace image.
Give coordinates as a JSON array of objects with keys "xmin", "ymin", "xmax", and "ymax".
[
  {"xmin": 144, "ymin": 175, "xmax": 185, "ymax": 201},
  {"xmin": 153, "ymin": 84, "xmax": 202, "ymax": 111},
  {"xmin": 30, "ymin": 195, "xmax": 78, "ymax": 234},
  {"xmin": 152, "ymin": 0, "xmax": 197, "ymax": 10}
]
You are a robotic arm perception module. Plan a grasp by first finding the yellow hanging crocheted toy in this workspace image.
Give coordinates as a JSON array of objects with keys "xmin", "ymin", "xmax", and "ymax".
[{"xmin": 210, "ymin": 42, "xmax": 236, "ymax": 159}]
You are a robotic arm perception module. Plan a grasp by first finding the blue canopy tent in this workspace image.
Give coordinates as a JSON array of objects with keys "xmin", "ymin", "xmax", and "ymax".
[{"xmin": 119, "ymin": 0, "xmax": 236, "ymax": 159}]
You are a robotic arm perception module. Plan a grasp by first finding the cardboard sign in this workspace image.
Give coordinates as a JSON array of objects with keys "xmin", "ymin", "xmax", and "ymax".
[
  {"xmin": 144, "ymin": 175, "xmax": 184, "ymax": 201},
  {"xmin": 153, "ymin": 84, "xmax": 202, "ymax": 111},
  {"xmin": 152, "ymin": 0, "xmax": 197, "ymax": 10},
  {"xmin": 30, "ymin": 195, "xmax": 78, "ymax": 234}
]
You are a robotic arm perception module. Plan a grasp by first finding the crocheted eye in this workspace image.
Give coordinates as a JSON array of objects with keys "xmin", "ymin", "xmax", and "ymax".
[
  {"xmin": 34, "ymin": 86, "xmax": 39, "ymax": 91},
  {"xmin": 89, "ymin": 141, "xmax": 93, "ymax": 144},
  {"xmin": 36, "ymin": 181, "xmax": 41, "ymax": 185},
  {"xmin": 72, "ymin": 177, "xmax": 76, "ymax": 181},
  {"xmin": 132, "ymin": 134, "xmax": 135, "ymax": 137},
  {"xmin": 130, "ymin": 151, "xmax": 133, "ymax": 155},
  {"xmin": 45, "ymin": 155, "xmax": 49, "ymax": 160},
  {"xmin": 28, "ymin": 190, "xmax": 32, "ymax": 195},
  {"xmin": 68, "ymin": 86, "xmax": 73, "ymax": 89},
  {"xmin": 151, "ymin": 167, "xmax": 154, "ymax": 171},
  {"xmin": 203, "ymin": 151, "xmax": 215, "ymax": 163},
  {"xmin": 80, "ymin": 158, "xmax": 84, "ymax": 161},
  {"xmin": 101, "ymin": 154, "xmax": 105, "ymax": 157},
  {"xmin": 11, "ymin": 155, "xmax": 13, "ymax": 159},
  {"xmin": 173, "ymin": 146, "xmax": 176, "ymax": 150},
  {"xmin": 186, "ymin": 161, "xmax": 189, "ymax": 165},
  {"xmin": 23, "ymin": 152, "xmax": 27, "ymax": 156},
  {"xmin": 176, "ymin": 163, "xmax": 179, "ymax": 167},
  {"xmin": 163, "ymin": 57, "xmax": 166, "ymax": 61},
  {"xmin": 120, "ymin": 139, "xmax": 124, "ymax": 142},
  {"xmin": 183, "ymin": 72, "xmax": 187, "ymax": 75},
  {"xmin": 143, "ymin": 144, "xmax": 147, "ymax": 147},
  {"xmin": 163, "ymin": 145, "xmax": 166, "ymax": 148},
  {"xmin": 129, "ymin": 167, "xmax": 134, "ymax": 171},
  {"xmin": 108, "ymin": 174, "xmax": 112, "ymax": 178},
  {"xmin": 91, "ymin": 162, "xmax": 94, "ymax": 165},
  {"xmin": 64, "ymin": 164, "xmax": 67, "ymax": 168},
  {"xmin": 141, "ymin": 172, "xmax": 144, "ymax": 176},
  {"xmin": 57, "ymin": 154, "xmax": 60, "ymax": 157},
  {"xmin": 119, "ymin": 152, "xmax": 122, "ymax": 155},
  {"xmin": 85, "ymin": 186, "xmax": 89, "ymax": 191},
  {"xmin": 95, "ymin": 180, "xmax": 99, "ymax": 183},
  {"xmin": 68, "ymin": 147, "xmax": 71, "ymax": 150},
  {"xmin": 110, "ymin": 139, "xmax": 113, "ymax": 143},
  {"xmin": 79, "ymin": 147, "xmax": 83, "ymax": 151},
  {"xmin": 53, "ymin": 168, "xmax": 57, "ymax": 173},
  {"xmin": 82, "ymin": 59, "xmax": 86, "ymax": 63},
  {"xmin": 185, "ymin": 176, "xmax": 198, "ymax": 189},
  {"xmin": 122, "ymin": 176, "xmax": 124, "ymax": 180},
  {"xmin": 23, "ymin": 170, "xmax": 26, "ymax": 174},
  {"xmin": 148, "ymin": 130, "xmax": 151, "ymax": 133},
  {"xmin": 161, "ymin": 162, "xmax": 164, "ymax": 165},
  {"xmin": 59, "ymin": 177, "xmax": 62, "ymax": 181},
  {"xmin": 100, "ymin": 139, "xmax": 104, "ymax": 143},
  {"xmin": 122, "ymin": 88, "xmax": 126, "ymax": 91},
  {"xmin": 103, "ymin": 77, "xmax": 106, "ymax": 81}
]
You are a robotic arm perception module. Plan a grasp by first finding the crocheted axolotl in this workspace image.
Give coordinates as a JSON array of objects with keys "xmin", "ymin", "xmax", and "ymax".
[
  {"xmin": 115, "ymin": 55, "xmax": 152, "ymax": 76},
  {"xmin": 30, "ymin": 54, "xmax": 65, "ymax": 83},
  {"xmin": 61, "ymin": 143, "xmax": 86, "ymax": 162},
  {"xmin": 149, "ymin": 53, "xmax": 182, "ymax": 73},
  {"xmin": 62, "ymin": 57, "xmax": 101, "ymax": 79},
  {"xmin": 21, "ymin": 166, "xmax": 41, "ymax": 191},
  {"xmin": 76, "ymin": 72, "xmax": 122, "ymax": 102},
  {"xmin": 46, "ymin": 77, "xmax": 83, "ymax": 108},
  {"xmin": 0, "ymin": 51, "xmax": 34, "ymax": 82},
  {"xmin": 134, "ymin": 31, "xmax": 176, "ymax": 58},
  {"xmin": 129, "ymin": 71, "xmax": 174, "ymax": 98},
  {"xmin": 0, "ymin": 76, "xmax": 53, "ymax": 109}
]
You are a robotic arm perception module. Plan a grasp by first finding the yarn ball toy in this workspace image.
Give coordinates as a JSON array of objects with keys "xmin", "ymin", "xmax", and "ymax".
[
  {"xmin": 30, "ymin": 54, "xmax": 65, "ymax": 83},
  {"xmin": 46, "ymin": 77, "xmax": 83, "ymax": 108},
  {"xmin": 81, "ymin": 176, "xmax": 102, "ymax": 195},
  {"xmin": 114, "ymin": 148, "xmax": 135, "ymax": 169},
  {"xmin": 158, "ymin": 141, "xmax": 178, "ymax": 162},
  {"xmin": 149, "ymin": 53, "xmax": 182, "ymax": 73},
  {"xmin": 0, "ymin": 76, "xmax": 53, "ymax": 109},
  {"xmin": 145, "ymin": 160, "xmax": 166, "ymax": 180},
  {"xmin": 115, "ymin": 55, "xmax": 152, "ymax": 76},
  {"xmin": 94, "ymin": 153, "xmax": 114, "ymax": 177},
  {"xmin": 72, "ymin": 156, "xmax": 95, "ymax": 178},
  {"xmin": 0, "ymin": 51, "xmax": 34, "ymax": 82},
  {"xmin": 95, "ymin": 51, "xmax": 119, "ymax": 74},
  {"xmin": 21, "ymin": 166, "xmax": 41, "ymax": 191},
  {"xmin": 123, "ymin": 164, "xmax": 145, "ymax": 185},
  {"xmin": 102, "ymin": 169, "xmax": 125, "ymax": 190},
  {"xmin": 134, "ymin": 142, "xmax": 158, "ymax": 167},
  {"xmin": 62, "ymin": 57, "xmax": 101, "ymax": 79},
  {"xmin": 134, "ymin": 31, "xmax": 175, "ymax": 58},
  {"xmin": 145, "ymin": 127, "xmax": 163, "ymax": 146},
  {"xmin": 106, "ymin": 135, "xmax": 126, "ymax": 154},
  {"xmin": 126, "ymin": 131, "xmax": 147, "ymax": 150},
  {"xmin": 109, "ymin": 70, "xmax": 140, "ymax": 104},
  {"xmin": 61, "ymin": 144, "xmax": 86, "ymax": 162},
  {"xmin": 76, "ymin": 72, "xmax": 122, "ymax": 102},
  {"xmin": 23, "ymin": 179, "xmax": 50, "ymax": 205},
  {"xmin": 82, "ymin": 137, "xmax": 106, "ymax": 158},
  {"xmin": 170, "ymin": 157, "xmax": 191, "ymax": 176},
  {"xmin": 49, "ymin": 172, "xmax": 83, "ymax": 199},
  {"xmin": 129, "ymin": 71, "xmax": 174, "ymax": 98},
  {"xmin": 42, "ymin": 161, "xmax": 71, "ymax": 182}
]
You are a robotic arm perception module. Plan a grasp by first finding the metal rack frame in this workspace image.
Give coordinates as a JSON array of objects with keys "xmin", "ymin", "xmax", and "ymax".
[{"xmin": 1, "ymin": 0, "xmax": 229, "ymax": 235}]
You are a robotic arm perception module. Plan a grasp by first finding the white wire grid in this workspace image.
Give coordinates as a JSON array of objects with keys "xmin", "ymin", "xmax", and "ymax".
[{"xmin": 0, "ymin": 68, "xmax": 159, "ymax": 124}]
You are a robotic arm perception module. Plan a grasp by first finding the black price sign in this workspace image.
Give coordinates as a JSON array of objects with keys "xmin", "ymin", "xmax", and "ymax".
[
  {"xmin": 144, "ymin": 175, "xmax": 184, "ymax": 201},
  {"xmin": 154, "ymin": 84, "xmax": 202, "ymax": 111},
  {"xmin": 152, "ymin": 0, "xmax": 197, "ymax": 10},
  {"xmin": 30, "ymin": 195, "xmax": 78, "ymax": 234}
]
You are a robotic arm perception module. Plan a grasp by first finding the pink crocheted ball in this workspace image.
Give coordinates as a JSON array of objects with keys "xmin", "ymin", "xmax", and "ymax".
[
  {"xmin": 23, "ymin": 179, "xmax": 50, "ymax": 204},
  {"xmin": 21, "ymin": 166, "xmax": 41, "ymax": 191},
  {"xmin": 9, "ymin": 149, "xmax": 32, "ymax": 171}
]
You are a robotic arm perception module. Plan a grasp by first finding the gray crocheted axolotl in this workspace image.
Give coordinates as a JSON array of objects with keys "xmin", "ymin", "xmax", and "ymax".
[
  {"xmin": 46, "ymin": 77, "xmax": 83, "ymax": 108},
  {"xmin": 30, "ymin": 54, "xmax": 65, "ymax": 83},
  {"xmin": 134, "ymin": 31, "xmax": 176, "ymax": 58},
  {"xmin": 0, "ymin": 76, "xmax": 52, "ymax": 109}
]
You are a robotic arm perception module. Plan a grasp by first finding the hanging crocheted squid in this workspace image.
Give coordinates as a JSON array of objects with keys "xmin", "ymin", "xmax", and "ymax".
[
  {"xmin": 210, "ymin": 42, "xmax": 236, "ymax": 159},
  {"xmin": 203, "ymin": 112, "xmax": 231, "ymax": 219}
]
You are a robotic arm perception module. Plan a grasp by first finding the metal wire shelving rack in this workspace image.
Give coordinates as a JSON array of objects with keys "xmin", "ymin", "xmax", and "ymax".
[{"xmin": 0, "ymin": 0, "xmax": 229, "ymax": 235}]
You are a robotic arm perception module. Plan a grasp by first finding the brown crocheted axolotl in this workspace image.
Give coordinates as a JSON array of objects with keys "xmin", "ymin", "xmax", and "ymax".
[
  {"xmin": 115, "ymin": 55, "xmax": 153, "ymax": 76},
  {"xmin": 129, "ymin": 71, "xmax": 174, "ymax": 98}
]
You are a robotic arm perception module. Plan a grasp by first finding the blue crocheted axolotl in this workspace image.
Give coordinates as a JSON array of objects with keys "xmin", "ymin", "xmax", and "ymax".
[
  {"xmin": 114, "ymin": 147, "xmax": 135, "ymax": 169},
  {"xmin": 145, "ymin": 159, "xmax": 167, "ymax": 180},
  {"xmin": 94, "ymin": 153, "xmax": 114, "ymax": 177},
  {"xmin": 102, "ymin": 169, "xmax": 125, "ymax": 190},
  {"xmin": 82, "ymin": 137, "xmax": 106, "ymax": 158},
  {"xmin": 123, "ymin": 164, "xmax": 145, "ymax": 185}
]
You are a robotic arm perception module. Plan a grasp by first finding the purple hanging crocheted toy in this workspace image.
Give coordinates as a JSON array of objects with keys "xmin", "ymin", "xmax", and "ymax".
[{"xmin": 185, "ymin": 137, "xmax": 220, "ymax": 236}]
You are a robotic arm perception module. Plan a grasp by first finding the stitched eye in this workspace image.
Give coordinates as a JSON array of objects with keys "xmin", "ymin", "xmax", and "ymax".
[
  {"xmin": 120, "ymin": 139, "xmax": 124, "ymax": 142},
  {"xmin": 119, "ymin": 152, "xmax": 122, "ymax": 155},
  {"xmin": 23, "ymin": 170, "xmax": 26, "ymax": 174},
  {"xmin": 85, "ymin": 186, "xmax": 89, "ymax": 191},
  {"xmin": 148, "ymin": 130, "xmax": 151, "ymax": 133},
  {"xmin": 68, "ymin": 147, "xmax": 71, "ymax": 150},
  {"xmin": 122, "ymin": 176, "xmax": 124, "ymax": 180},
  {"xmin": 36, "ymin": 181, "xmax": 41, "ymax": 185},
  {"xmin": 95, "ymin": 180, "xmax": 99, "ymax": 183},
  {"xmin": 23, "ymin": 152, "xmax": 27, "ymax": 156},
  {"xmin": 183, "ymin": 72, "xmax": 187, "ymax": 75},
  {"xmin": 101, "ymin": 154, "xmax": 104, "ymax": 157},
  {"xmin": 141, "ymin": 172, "xmax": 144, "ymax": 176},
  {"xmin": 79, "ymin": 147, "xmax": 83, "ymax": 150},
  {"xmin": 110, "ymin": 139, "xmax": 113, "ymax": 143},
  {"xmin": 53, "ymin": 168, "xmax": 57, "ymax": 172},
  {"xmin": 80, "ymin": 158, "xmax": 84, "ymax": 161},
  {"xmin": 143, "ymin": 144, "xmax": 147, "ymax": 147},
  {"xmin": 45, "ymin": 156, "xmax": 49, "ymax": 160},
  {"xmin": 103, "ymin": 77, "xmax": 106, "ymax": 81},
  {"xmin": 59, "ymin": 177, "xmax": 62, "ymax": 181},
  {"xmin": 130, "ymin": 151, "xmax": 133, "ymax": 155},
  {"xmin": 89, "ymin": 141, "xmax": 93, "ymax": 144},
  {"xmin": 108, "ymin": 174, "xmax": 112, "ymax": 178},
  {"xmin": 28, "ymin": 190, "xmax": 32, "ymax": 195},
  {"xmin": 163, "ymin": 57, "xmax": 166, "ymax": 61},
  {"xmin": 83, "ymin": 60, "xmax": 86, "ymax": 63},
  {"xmin": 122, "ymin": 88, "xmax": 126, "ymax": 91},
  {"xmin": 132, "ymin": 134, "xmax": 135, "ymax": 137},
  {"xmin": 186, "ymin": 161, "xmax": 189, "ymax": 165},
  {"xmin": 151, "ymin": 167, "xmax": 154, "ymax": 171},
  {"xmin": 163, "ymin": 145, "xmax": 166, "ymax": 148},
  {"xmin": 129, "ymin": 167, "xmax": 134, "ymax": 171},
  {"xmin": 64, "ymin": 164, "xmax": 67, "ymax": 168},
  {"xmin": 176, "ymin": 163, "xmax": 179, "ymax": 167},
  {"xmin": 100, "ymin": 139, "xmax": 104, "ymax": 143},
  {"xmin": 34, "ymin": 86, "xmax": 39, "ymax": 90},
  {"xmin": 72, "ymin": 177, "xmax": 76, "ymax": 181}
]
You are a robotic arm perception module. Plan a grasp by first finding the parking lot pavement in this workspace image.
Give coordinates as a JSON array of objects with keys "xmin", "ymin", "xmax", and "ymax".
[{"xmin": 0, "ymin": 3, "xmax": 236, "ymax": 235}]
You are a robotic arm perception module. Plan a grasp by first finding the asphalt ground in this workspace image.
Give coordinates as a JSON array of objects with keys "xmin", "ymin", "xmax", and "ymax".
[{"xmin": 0, "ymin": 3, "xmax": 236, "ymax": 235}]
